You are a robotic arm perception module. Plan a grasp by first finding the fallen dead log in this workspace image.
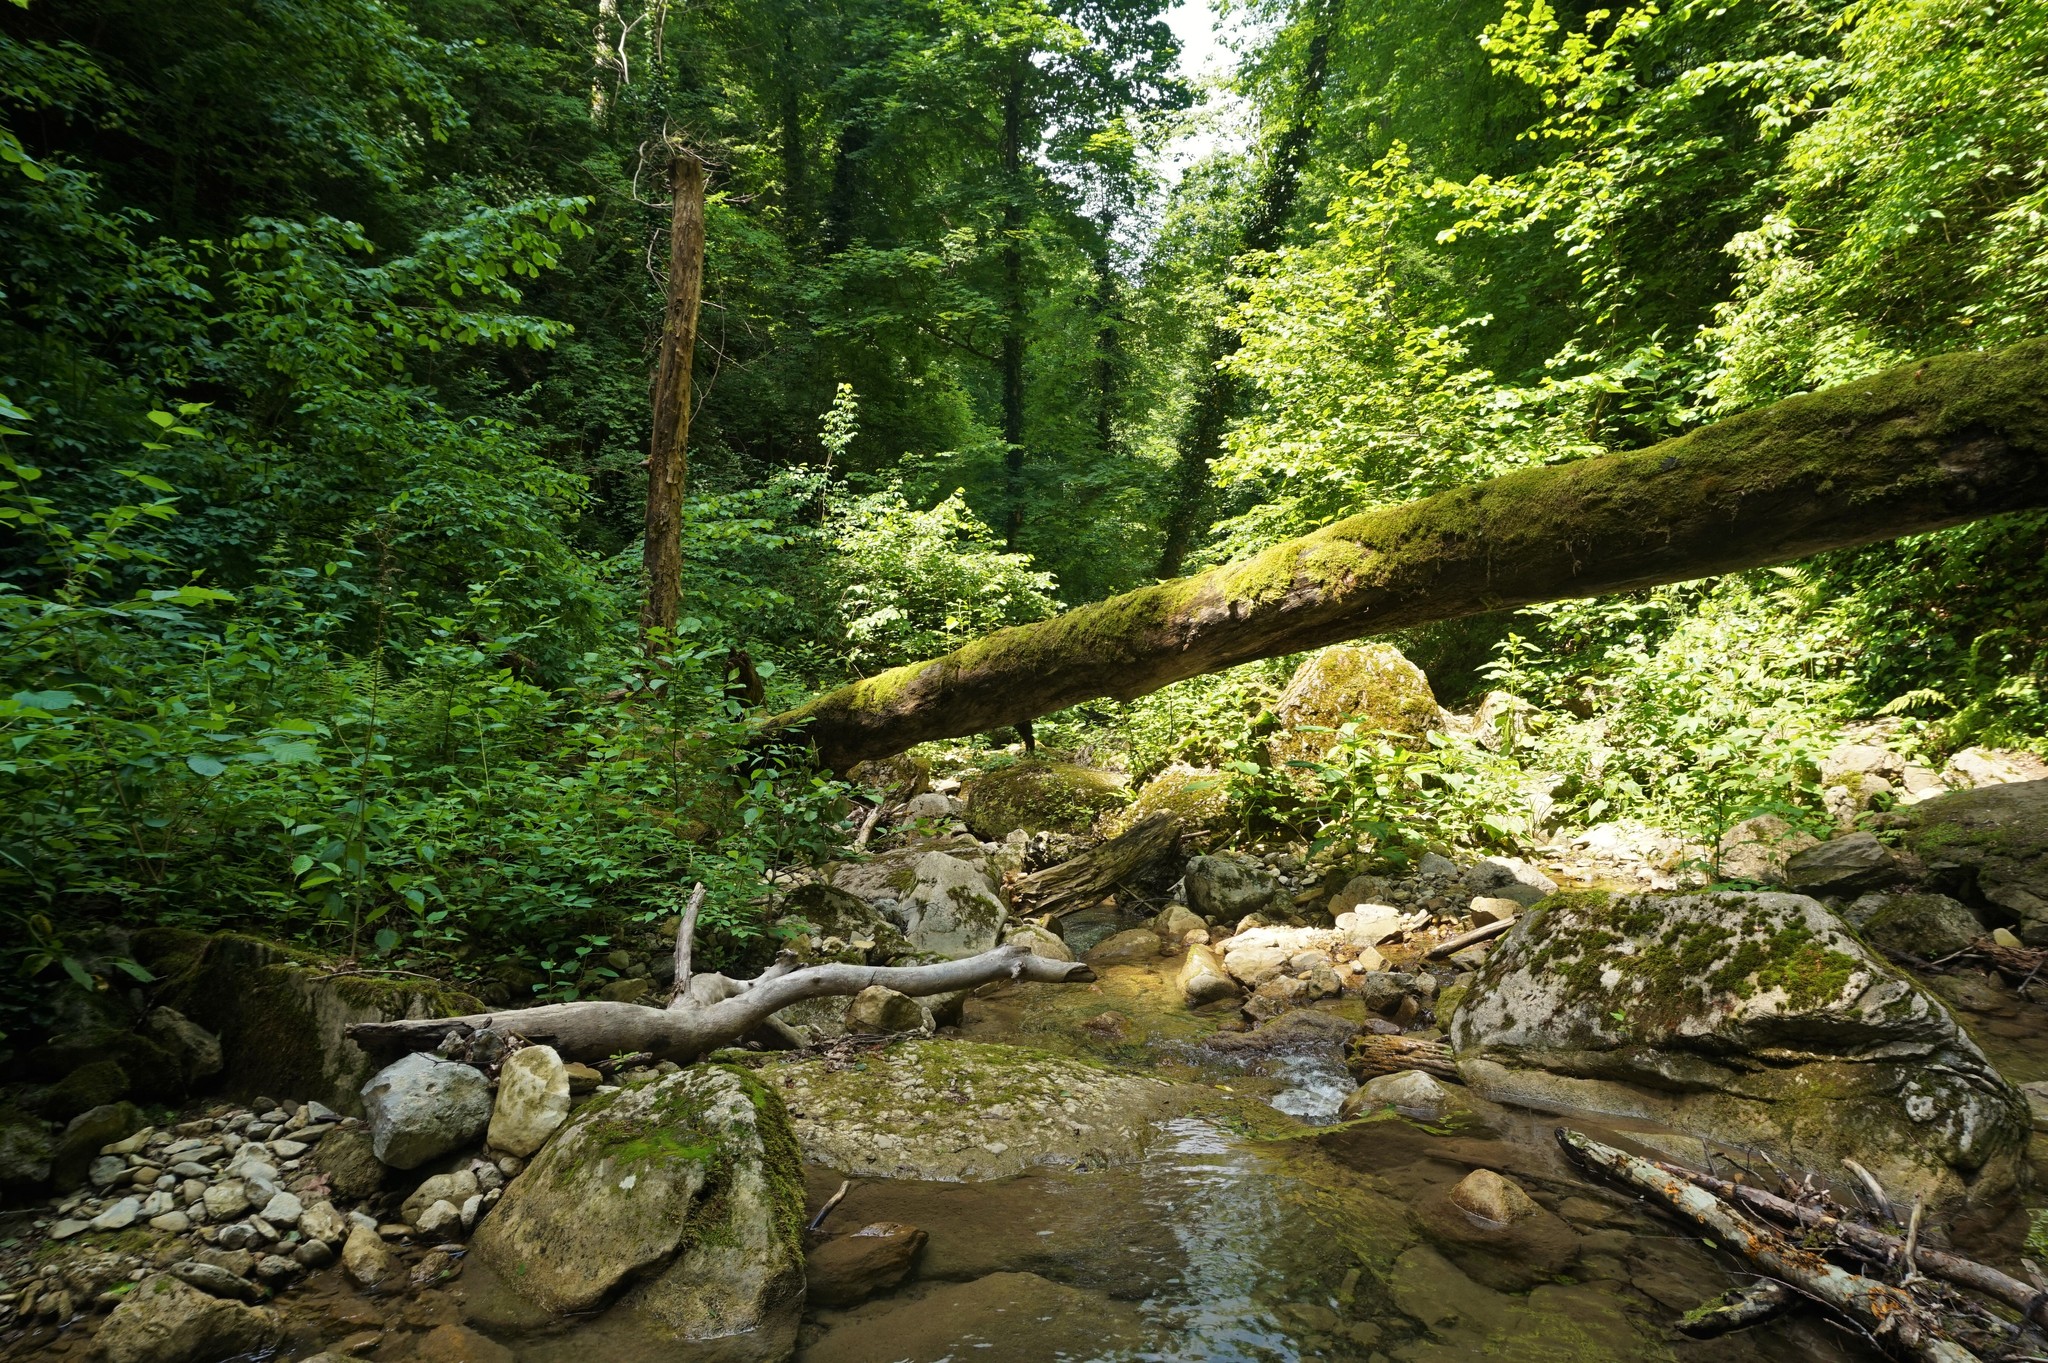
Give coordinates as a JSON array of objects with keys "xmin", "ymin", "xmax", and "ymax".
[
  {"xmin": 1007, "ymin": 813, "xmax": 1182, "ymax": 917},
  {"xmin": 1343, "ymin": 1033, "xmax": 1459, "ymax": 1083},
  {"xmin": 1677, "ymin": 1281, "xmax": 1796, "ymax": 1338},
  {"xmin": 1663, "ymin": 1161, "xmax": 2048, "ymax": 1329},
  {"xmin": 348, "ymin": 942, "xmax": 1096, "ymax": 1064},
  {"xmin": 1560, "ymin": 1129, "xmax": 1981, "ymax": 1363},
  {"xmin": 763, "ymin": 341, "xmax": 2048, "ymax": 769}
]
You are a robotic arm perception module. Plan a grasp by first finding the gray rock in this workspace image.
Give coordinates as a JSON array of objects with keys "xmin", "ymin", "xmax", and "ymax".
[
  {"xmin": 341, "ymin": 1223, "xmax": 395, "ymax": 1289},
  {"xmin": 902, "ymin": 791, "xmax": 960, "ymax": 820},
  {"xmin": 999, "ymin": 922, "xmax": 1073, "ymax": 963},
  {"xmin": 168, "ymin": 1261, "xmax": 261, "ymax": 1302},
  {"xmin": 415, "ymin": 1199, "xmax": 463, "ymax": 1238},
  {"xmin": 142, "ymin": 1008, "xmax": 224, "ymax": 1088},
  {"xmin": 403, "ymin": 1169, "xmax": 479, "ymax": 1227},
  {"xmin": 1184, "ymin": 855, "xmax": 1279, "ymax": 920},
  {"xmin": 1086, "ymin": 928, "xmax": 1163, "ymax": 968},
  {"xmin": 1716, "ymin": 813, "xmax": 1821, "ymax": 884},
  {"xmin": 201, "ymin": 1181, "xmax": 250, "ymax": 1220},
  {"xmin": 1177, "ymin": 944, "xmax": 1239, "ymax": 1007},
  {"xmin": 900, "ymin": 853, "xmax": 1006, "ymax": 958},
  {"xmin": 487, "ymin": 1045, "xmax": 572, "ymax": 1157},
  {"xmin": 258, "ymin": 1190, "xmax": 303, "ymax": 1228},
  {"xmin": 844, "ymin": 986, "xmax": 932, "ymax": 1034},
  {"xmin": 472, "ymin": 1066, "xmax": 803, "ymax": 1352},
  {"xmin": 1784, "ymin": 832, "xmax": 1902, "ymax": 894},
  {"xmin": 97, "ymin": 1274, "xmax": 276, "ymax": 1363},
  {"xmin": 1847, "ymin": 892, "xmax": 1985, "ymax": 958},
  {"xmin": 360, "ymin": 1052, "xmax": 493, "ymax": 1170},
  {"xmin": 1452, "ymin": 890, "xmax": 2029, "ymax": 1211},
  {"xmin": 1338, "ymin": 1070, "xmax": 1465, "ymax": 1121},
  {"xmin": 91, "ymin": 1196, "xmax": 142, "ymax": 1230},
  {"xmin": 1467, "ymin": 855, "xmax": 1558, "ymax": 905},
  {"xmin": 1879, "ymin": 779, "xmax": 2048, "ymax": 944},
  {"xmin": 1152, "ymin": 903, "xmax": 1206, "ymax": 941},
  {"xmin": 1945, "ymin": 747, "xmax": 2048, "ymax": 790}
]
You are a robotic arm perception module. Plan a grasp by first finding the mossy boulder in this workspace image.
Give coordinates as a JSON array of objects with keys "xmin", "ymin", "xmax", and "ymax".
[
  {"xmin": 0, "ymin": 1106, "xmax": 53, "ymax": 1200},
  {"xmin": 1266, "ymin": 643, "xmax": 1440, "ymax": 773},
  {"xmin": 40, "ymin": 1059, "xmax": 132, "ymax": 1121},
  {"xmin": 1451, "ymin": 890, "xmax": 2029, "ymax": 1214},
  {"xmin": 775, "ymin": 883, "xmax": 913, "ymax": 964},
  {"xmin": 1876, "ymin": 778, "xmax": 2048, "ymax": 943},
  {"xmin": 1098, "ymin": 764, "xmax": 1235, "ymax": 849},
  {"xmin": 961, "ymin": 761, "xmax": 1128, "ymax": 839},
  {"xmin": 901, "ymin": 853, "xmax": 1007, "ymax": 959},
  {"xmin": 1846, "ymin": 892, "xmax": 1985, "ymax": 959},
  {"xmin": 143, "ymin": 931, "xmax": 483, "ymax": 1116},
  {"xmin": 49, "ymin": 1101, "xmax": 143, "ymax": 1191},
  {"xmin": 26, "ymin": 1028, "xmax": 180, "ymax": 1104},
  {"xmin": 472, "ymin": 1065, "xmax": 803, "ymax": 1355},
  {"xmin": 765, "ymin": 1039, "xmax": 1181, "ymax": 1181},
  {"xmin": 826, "ymin": 833, "xmax": 987, "ymax": 905}
]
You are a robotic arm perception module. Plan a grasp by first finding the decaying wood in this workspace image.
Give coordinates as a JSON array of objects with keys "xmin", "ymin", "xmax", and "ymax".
[
  {"xmin": 347, "ymin": 943, "xmax": 1097, "ymax": 1065},
  {"xmin": 1008, "ymin": 813, "xmax": 1182, "ymax": 917},
  {"xmin": 1677, "ymin": 1281, "xmax": 1796, "ymax": 1338},
  {"xmin": 1424, "ymin": 916, "xmax": 1515, "ymax": 960},
  {"xmin": 667, "ymin": 882, "xmax": 706, "ymax": 1005},
  {"xmin": 640, "ymin": 144, "xmax": 708, "ymax": 641},
  {"xmin": 1343, "ymin": 1033, "xmax": 1459, "ymax": 1083},
  {"xmin": 1665, "ymin": 1161, "xmax": 2048, "ymax": 1329},
  {"xmin": 852, "ymin": 800, "xmax": 886, "ymax": 851},
  {"xmin": 763, "ymin": 341, "xmax": 2048, "ymax": 770},
  {"xmin": 808, "ymin": 1179, "xmax": 850, "ymax": 1233},
  {"xmin": 1560, "ymin": 1129, "xmax": 1981, "ymax": 1363}
]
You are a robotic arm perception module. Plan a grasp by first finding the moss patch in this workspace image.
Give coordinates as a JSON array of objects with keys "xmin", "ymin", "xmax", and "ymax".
[{"xmin": 963, "ymin": 760, "xmax": 1129, "ymax": 838}]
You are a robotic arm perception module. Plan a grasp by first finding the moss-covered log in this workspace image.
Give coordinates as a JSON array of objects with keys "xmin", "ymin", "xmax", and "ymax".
[{"xmin": 766, "ymin": 341, "xmax": 2048, "ymax": 770}]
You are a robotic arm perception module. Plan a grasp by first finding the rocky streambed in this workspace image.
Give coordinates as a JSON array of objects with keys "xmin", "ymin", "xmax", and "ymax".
[{"xmin": 11, "ymin": 756, "xmax": 2048, "ymax": 1361}]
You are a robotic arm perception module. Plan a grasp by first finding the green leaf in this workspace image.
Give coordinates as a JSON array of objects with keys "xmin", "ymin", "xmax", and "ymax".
[
  {"xmin": 186, "ymin": 754, "xmax": 227, "ymax": 777},
  {"xmin": 374, "ymin": 927, "xmax": 401, "ymax": 952}
]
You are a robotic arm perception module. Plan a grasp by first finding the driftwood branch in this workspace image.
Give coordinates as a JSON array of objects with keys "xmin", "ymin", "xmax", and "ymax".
[
  {"xmin": 1678, "ymin": 1281, "xmax": 1796, "ymax": 1338},
  {"xmin": 348, "ymin": 943, "xmax": 1096, "ymax": 1065},
  {"xmin": 1425, "ymin": 916, "xmax": 1515, "ymax": 960},
  {"xmin": 1343, "ymin": 1033, "xmax": 1459, "ymax": 1082},
  {"xmin": 667, "ymin": 882, "xmax": 705, "ymax": 1006},
  {"xmin": 1009, "ymin": 813, "xmax": 1182, "ymax": 917},
  {"xmin": 1663, "ymin": 1161, "xmax": 2048, "ymax": 1329},
  {"xmin": 1560, "ymin": 1129, "xmax": 1981, "ymax": 1363},
  {"xmin": 764, "ymin": 341, "xmax": 2048, "ymax": 769}
]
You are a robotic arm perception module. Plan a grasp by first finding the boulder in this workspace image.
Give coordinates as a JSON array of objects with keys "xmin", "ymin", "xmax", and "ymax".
[
  {"xmin": 1845, "ymin": 892, "xmax": 1985, "ymax": 959},
  {"xmin": 488, "ymin": 1045, "xmax": 571, "ymax": 1157},
  {"xmin": 1451, "ymin": 890, "xmax": 2030, "ymax": 1211},
  {"xmin": 0, "ymin": 1107, "xmax": 52, "ymax": 1197},
  {"xmin": 1716, "ymin": 814, "xmax": 1821, "ymax": 884},
  {"xmin": 141, "ymin": 1008, "xmax": 224, "ymax": 1089},
  {"xmin": 900, "ymin": 853, "xmax": 1007, "ymax": 958},
  {"xmin": 1338, "ymin": 1070, "xmax": 1465, "ymax": 1122},
  {"xmin": 1783, "ymin": 832, "xmax": 1902, "ymax": 894},
  {"xmin": 844, "ymin": 986, "xmax": 932, "ymax": 1034},
  {"xmin": 361, "ymin": 1052, "xmax": 493, "ymax": 1170},
  {"xmin": 1184, "ymin": 855, "xmax": 1279, "ymax": 920},
  {"xmin": 1878, "ymin": 779, "xmax": 2048, "ymax": 944},
  {"xmin": 473, "ymin": 1066, "xmax": 803, "ymax": 1352},
  {"xmin": 49, "ymin": 1101, "xmax": 143, "ymax": 1191},
  {"xmin": 138, "ymin": 929, "xmax": 484, "ymax": 1116},
  {"xmin": 1266, "ymin": 644, "xmax": 1440, "ymax": 777},
  {"xmin": 961, "ymin": 761, "xmax": 1128, "ymax": 839},
  {"xmin": 1465, "ymin": 855, "xmax": 1558, "ymax": 906},
  {"xmin": 42, "ymin": 1059, "xmax": 131, "ymax": 1120},
  {"xmin": 901, "ymin": 791, "xmax": 961, "ymax": 821},
  {"xmin": 96, "ymin": 1274, "xmax": 277, "ymax": 1363},
  {"xmin": 1177, "ymin": 944, "xmax": 1239, "ymax": 1007},
  {"xmin": 1098, "ymin": 764, "xmax": 1234, "ymax": 848},
  {"xmin": 1086, "ymin": 929, "xmax": 1163, "ymax": 968},
  {"xmin": 769, "ymin": 1040, "xmax": 1175, "ymax": 1181},
  {"xmin": 806, "ymin": 1221, "xmax": 927, "ymax": 1308},
  {"xmin": 1000, "ymin": 922, "xmax": 1073, "ymax": 963},
  {"xmin": 1944, "ymin": 747, "xmax": 2048, "ymax": 790},
  {"xmin": 1152, "ymin": 903, "xmax": 1206, "ymax": 941},
  {"xmin": 775, "ymin": 883, "xmax": 913, "ymax": 964},
  {"xmin": 825, "ymin": 834, "xmax": 986, "ymax": 905}
]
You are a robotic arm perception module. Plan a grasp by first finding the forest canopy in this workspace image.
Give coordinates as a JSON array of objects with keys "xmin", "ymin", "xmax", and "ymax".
[{"xmin": 3, "ymin": 0, "xmax": 2045, "ymax": 1023}]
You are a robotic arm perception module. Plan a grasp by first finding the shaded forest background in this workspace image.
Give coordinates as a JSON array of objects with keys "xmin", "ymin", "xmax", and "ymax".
[{"xmin": 3, "ymin": 0, "xmax": 2045, "ymax": 1023}]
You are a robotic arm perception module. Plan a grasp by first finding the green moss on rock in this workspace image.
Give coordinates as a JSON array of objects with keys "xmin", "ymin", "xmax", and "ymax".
[{"xmin": 962, "ymin": 760, "xmax": 1129, "ymax": 838}]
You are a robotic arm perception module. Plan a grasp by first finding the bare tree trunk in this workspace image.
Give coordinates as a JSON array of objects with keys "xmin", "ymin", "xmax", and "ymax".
[
  {"xmin": 348, "ymin": 942, "xmax": 1096, "ymax": 1065},
  {"xmin": 761, "ymin": 340, "xmax": 2048, "ymax": 771},
  {"xmin": 1156, "ymin": 0, "xmax": 1340, "ymax": 577},
  {"xmin": 640, "ymin": 145, "xmax": 708, "ymax": 643},
  {"xmin": 1000, "ymin": 59, "xmax": 1029, "ymax": 550}
]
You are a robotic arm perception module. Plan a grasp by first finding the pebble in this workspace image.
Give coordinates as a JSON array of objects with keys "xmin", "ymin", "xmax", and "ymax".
[
  {"xmin": 261, "ymin": 1190, "xmax": 305, "ymax": 1227},
  {"xmin": 149, "ymin": 1211, "xmax": 192, "ymax": 1233},
  {"xmin": 90, "ymin": 1198, "xmax": 141, "ymax": 1231}
]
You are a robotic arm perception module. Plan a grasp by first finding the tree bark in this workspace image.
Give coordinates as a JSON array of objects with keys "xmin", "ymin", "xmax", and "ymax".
[
  {"xmin": 347, "ymin": 942, "xmax": 1096, "ymax": 1065},
  {"xmin": 762, "ymin": 340, "xmax": 2048, "ymax": 771},
  {"xmin": 1008, "ymin": 812, "xmax": 1183, "ymax": 917},
  {"xmin": 640, "ymin": 145, "xmax": 708, "ymax": 643},
  {"xmin": 1156, "ymin": 0, "xmax": 1340, "ymax": 577}
]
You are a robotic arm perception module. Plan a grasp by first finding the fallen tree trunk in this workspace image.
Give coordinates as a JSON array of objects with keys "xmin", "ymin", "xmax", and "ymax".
[
  {"xmin": 347, "ymin": 942, "xmax": 1095, "ymax": 1065},
  {"xmin": 1008, "ymin": 812, "xmax": 1182, "ymax": 917},
  {"xmin": 1560, "ymin": 1129, "xmax": 1981, "ymax": 1363},
  {"xmin": 764, "ymin": 341, "xmax": 2048, "ymax": 769},
  {"xmin": 1343, "ymin": 1033, "xmax": 1459, "ymax": 1082}
]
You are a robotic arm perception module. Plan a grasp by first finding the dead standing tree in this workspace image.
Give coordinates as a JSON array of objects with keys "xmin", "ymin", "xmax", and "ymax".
[{"xmin": 640, "ymin": 143, "xmax": 708, "ymax": 643}]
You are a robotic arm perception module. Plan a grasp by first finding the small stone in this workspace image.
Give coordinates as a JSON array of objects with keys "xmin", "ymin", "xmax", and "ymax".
[
  {"xmin": 48, "ymin": 1218, "xmax": 91, "ymax": 1241},
  {"xmin": 298, "ymin": 1200, "xmax": 348, "ymax": 1245},
  {"xmin": 460, "ymin": 1193, "xmax": 485, "ymax": 1231},
  {"xmin": 216, "ymin": 1222, "xmax": 262, "ymax": 1251},
  {"xmin": 1995, "ymin": 927, "xmax": 2025, "ymax": 949},
  {"xmin": 149, "ymin": 1210, "xmax": 192, "ymax": 1233},
  {"xmin": 845, "ymin": 985, "xmax": 933, "ymax": 1034},
  {"xmin": 415, "ymin": 1200, "xmax": 463, "ymax": 1238},
  {"xmin": 259, "ymin": 1190, "xmax": 304, "ymax": 1227},
  {"xmin": 487, "ymin": 1046, "xmax": 573, "ymax": 1158},
  {"xmin": 1468, "ymin": 897, "xmax": 1518, "ymax": 926},
  {"xmin": 562, "ymin": 1063, "xmax": 602, "ymax": 1095},
  {"xmin": 413, "ymin": 1323, "xmax": 514, "ymax": 1363},
  {"xmin": 269, "ymin": 1139, "xmax": 308, "ymax": 1159},
  {"xmin": 203, "ymin": 1181, "xmax": 251, "ymax": 1220},
  {"xmin": 89, "ymin": 1154, "xmax": 127, "ymax": 1187},
  {"xmin": 342, "ymin": 1224, "xmax": 396, "ymax": 1289},
  {"xmin": 294, "ymin": 1238, "xmax": 336, "ymax": 1269},
  {"xmin": 1449, "ymin": 1168, "xmax": 1539, "ymax": 1225},
  {"xmin": 255, "ymin": 1254, "xmax": 299, "ymax": 1283},
  {"xmin": 403, "ymin": 1170, "xmax": 480, "ymax": 1227},
  {"xmin": 91, "ymin": 1196, "xmax": 142, "ymax": 1230},
  {"xmin": 171, "ymin": 1260, "xmax": 259, "ymax": 1301},
  {"xmin": 805, "ymin": 1222, "xmax": 928, "ymax": 1307}
]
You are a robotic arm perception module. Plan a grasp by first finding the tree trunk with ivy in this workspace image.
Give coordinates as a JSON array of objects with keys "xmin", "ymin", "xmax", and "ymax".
[{"xmin": 764, "ymin": 340, "xmax": 2048, "ymax": 771}]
